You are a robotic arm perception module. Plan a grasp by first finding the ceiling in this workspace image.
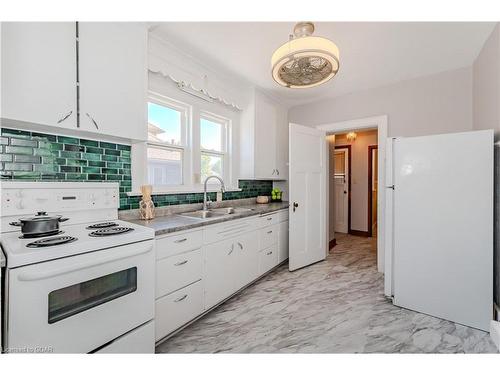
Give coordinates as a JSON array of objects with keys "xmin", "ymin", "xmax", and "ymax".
[{"xmin": 152, "ymin": 22, "xmax": 495, "ymax": 107}]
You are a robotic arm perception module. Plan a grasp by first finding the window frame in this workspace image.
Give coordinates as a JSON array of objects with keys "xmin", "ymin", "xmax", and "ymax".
[
  {"xmin": 199, "ymin": 111, "xmax": 230, "ymax": 184},
  {"xmin": 146, "ymin": 92, "xmax": 191, "ymax": 189}
]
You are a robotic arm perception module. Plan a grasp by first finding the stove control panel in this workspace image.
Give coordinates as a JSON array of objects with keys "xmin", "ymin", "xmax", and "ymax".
[{"xmin": 1, "ymin": 182, "xmax": 119, "ymax": 217}]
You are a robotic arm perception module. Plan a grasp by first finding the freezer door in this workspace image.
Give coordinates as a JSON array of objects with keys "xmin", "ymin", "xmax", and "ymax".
[{"xmin": 393, "ymin": 130, "xmax": 493, "ymax": 331}]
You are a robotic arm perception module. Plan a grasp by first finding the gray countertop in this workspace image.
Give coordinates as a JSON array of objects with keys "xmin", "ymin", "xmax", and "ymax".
[{"xmin": 124, "ymin": 201, "xmax": 289, "ymax": 236}]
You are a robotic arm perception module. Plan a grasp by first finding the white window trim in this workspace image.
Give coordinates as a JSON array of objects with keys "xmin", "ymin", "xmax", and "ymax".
[
  {"xmin": 139, "ymin": 92, "xmax": 237, "ymax": 195},
  {"xmin": 146, "ymin": 92, "xmax": 191, "ymax": 190},
  {"xmin": 199, "ymin": 111, "xmax": 231, "ymax": 185}
]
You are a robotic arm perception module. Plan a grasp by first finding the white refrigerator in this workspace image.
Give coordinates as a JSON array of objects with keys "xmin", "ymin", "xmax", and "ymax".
[{"xmin": 385, "ymin": 129, "xmax": 493, "ymax": 332}]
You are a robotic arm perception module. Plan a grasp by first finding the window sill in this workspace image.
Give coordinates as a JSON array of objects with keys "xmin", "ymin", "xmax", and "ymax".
[{"xmin": 126, "ymin": 186, "xmax": 242, "ymax": 197}]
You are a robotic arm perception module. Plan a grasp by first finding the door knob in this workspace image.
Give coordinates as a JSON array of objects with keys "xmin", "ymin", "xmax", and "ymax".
[{"xmin": 293, "ymin": 202, "xmax": 299, "ymax": 212}]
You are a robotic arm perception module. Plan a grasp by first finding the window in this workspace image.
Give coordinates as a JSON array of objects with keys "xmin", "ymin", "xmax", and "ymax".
[
  {"xmin": 200, "ymin": 113, "xmax": 228, "ymax": 182},
  {"xmin": 142, "ymin": 91, "xmax": 233, "ymax": 192},
  {"xmin": 147, "ymin": 95, "xmax": 189, "ymax": 187}
]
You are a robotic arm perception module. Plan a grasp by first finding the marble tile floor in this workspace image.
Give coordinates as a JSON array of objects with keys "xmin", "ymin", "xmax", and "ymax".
[{"xmin": 156, "ymin": 233, "xmax": 498, "ymax": 353}]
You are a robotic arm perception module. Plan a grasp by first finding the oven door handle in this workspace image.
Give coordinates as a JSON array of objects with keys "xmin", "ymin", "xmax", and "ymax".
[{"xmin": 17, "ymin": 244, "xmax": 153, "ymax": 282}]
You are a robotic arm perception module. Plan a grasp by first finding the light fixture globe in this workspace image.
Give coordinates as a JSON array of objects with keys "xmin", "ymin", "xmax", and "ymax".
[{"xmin": 271, "ymin": 22, "xmax": 340, "ymax": 89}]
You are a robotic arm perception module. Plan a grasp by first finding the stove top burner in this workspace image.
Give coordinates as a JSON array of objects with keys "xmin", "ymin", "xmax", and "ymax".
[
  {"xmin": 86, "ymin": 222, "xmax": 118, "ymax": 230},
  {"xmin": 19, "ymin": 230, "xmax": 64, "ymax": 239},
  {"xmin": 26, "ymin": 236, "xmax": 77, "ymax": 248},
  {"xmin": 89, "ymin": 227, "xmax": 134, "ymax": 237}
]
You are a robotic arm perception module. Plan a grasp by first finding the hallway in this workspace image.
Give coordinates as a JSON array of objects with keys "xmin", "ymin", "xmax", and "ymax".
[{"xmin": 156, "ymin": 234, "xmax": 497, "ymax": 353}]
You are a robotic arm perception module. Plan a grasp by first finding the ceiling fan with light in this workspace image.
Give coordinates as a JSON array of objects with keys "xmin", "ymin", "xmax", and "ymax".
[{"xmin": 271, "ymin": 22, "xmax": 340, "ymax": 89}]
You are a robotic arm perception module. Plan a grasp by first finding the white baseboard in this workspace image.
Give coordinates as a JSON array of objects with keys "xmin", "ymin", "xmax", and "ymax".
[{"xmin": 490, "ymin": 320, "xmax": 500, "ymax": 350}]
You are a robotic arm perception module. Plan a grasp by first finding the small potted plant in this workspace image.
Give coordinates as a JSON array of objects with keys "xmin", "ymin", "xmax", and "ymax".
[{"xmin": 271, "ymin": 188, "xmax": 282, "ymax": 202}]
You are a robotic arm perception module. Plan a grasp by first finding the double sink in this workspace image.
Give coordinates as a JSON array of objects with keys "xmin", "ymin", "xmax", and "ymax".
[{"xmin": 178, "ymin": 207, "xmax": 255, "ymax": 220}]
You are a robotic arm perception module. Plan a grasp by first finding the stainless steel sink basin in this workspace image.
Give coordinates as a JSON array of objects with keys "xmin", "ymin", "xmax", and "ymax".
[
  {"xmin": 178, "ymin": 207, "xmax": 255, "ymax": 220},
  {"xmin": 210, "ymin": 207, "xmax": 254, "ymax": 215},
  {"xmin": 178, "ymin": 210, "xmax": 225, "ymax": 220}
]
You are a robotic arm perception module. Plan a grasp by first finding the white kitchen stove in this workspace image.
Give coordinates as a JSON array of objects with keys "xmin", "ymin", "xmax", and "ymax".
[
  {"xmin": 1, "ymin": 219, "xmax": 154, "ymax": 268},
  {"xmin": 0, "ymin": 182, "xmax": 156, "ymax": 354}
]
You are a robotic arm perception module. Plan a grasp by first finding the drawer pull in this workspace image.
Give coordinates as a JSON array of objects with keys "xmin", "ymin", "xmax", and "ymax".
[
  {"xmin": 267, "ymin": 230, "xmax": 273, "ymax": 234},
  {"xmin": 174, "ymin": 260, "xmax": 188, "ymax": 266},
  {"xmin": 266, "ymin": 251, "xmax": 273, "ymax": 255},
  {"xmin": 174, "ymin": 238, "xmax": 188, "ymax": 243},
  {"xmin": 267, "ymin": 217, "xmax": 272, "ymax": 221},
  {"xmin": 237, "ymin": 242, "xmax": 243, "ymax": 250},
  {"xmin": 228, "ymin": 243, "xmax": 234, "ymax": 255},
  {"xmin": 174, "ymin": 294, "xmax": 188, "ymax": 302}
]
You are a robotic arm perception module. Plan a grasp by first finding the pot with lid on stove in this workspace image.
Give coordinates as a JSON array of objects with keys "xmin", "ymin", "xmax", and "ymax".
[{"xmin": 9, "ymin": 211, "xmax": 69, "ymax": 238}]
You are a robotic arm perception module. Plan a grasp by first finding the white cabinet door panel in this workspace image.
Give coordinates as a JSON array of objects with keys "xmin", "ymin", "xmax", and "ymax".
[
  {"xmin": 254, "ymin": 96, "xmax": 277, "ymax": 179},
  {"xmin": 259, "ymin": 245, "xmax": 279, "ymax": 274},
  {"xmin": 1, "ymin": 22, "xmax": 77, "ymax": 128},
  {"xmin": 79, "ymin": 22, "xmax": 147, "ymax": 140},
  {"xmin": 234, "ymin": 231, "xmax": 259, "ymax": 289},
  {"xmin": 155, "ymin": 281, "xmax": 204, "ymax": 341},
  {"xmin": 156, "ymin": 248, "xmax": 202, "ymax": 298},
  {"xmin": 278, "ymin": 221, "xmax": 289, "ymax": 263},
  {"xmin": 204, "ymin": 238, "xmax": 237, "ymax": 309}
]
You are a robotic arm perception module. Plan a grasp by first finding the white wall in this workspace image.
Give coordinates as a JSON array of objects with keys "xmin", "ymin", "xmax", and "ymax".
[
  {"xmin": 473, "ymin": 24, "xmax": 500, "ymax": 135},
  {"xmin": 289, "ymin": 66, "xmax": 473, "ymax": 137},
  {"xmin": 335, "ymin": 130, "xmax": 378, "ymax": 233}
]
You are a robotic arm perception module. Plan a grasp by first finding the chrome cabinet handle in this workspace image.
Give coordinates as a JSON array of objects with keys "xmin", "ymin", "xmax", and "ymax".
[
  {"xmin": 57, "ymin": 110, "xmax": 73, "ymax": 124},
  {"xmin": 86, "ymin": 113, "xmax": 99, "ymax": 130},
  {"xmin": 276, "ymin": 169, "xmax": 280, "ymax": 175},
  {"xmin": 272, "ymin": 169, "xmax": 276, "ymax": 175},
  {"xmin": 237, "ymin": 242, "xmax": 243, "ymax": 250},
  {"xmin": 266, "ymin": 251, "xmax": 273, "ymax": 255},
  {"xmin": 174, "ymin": 260, "xmax": 188, "ymax": 266},
  {"xmin": 293, "ymin": 202, "xmax": 299, "ymax": 212},
  {"xmin": 174, "ymin": 238, "xmax": 187, "ymax": 243},
  {"xmin": 174, "ymin": 294, "xmax": 188, "ymax": 302},
  {"xmin": 228, "ymin": 243, "xmax": 234, "ymax": 255},
  {"xmin": 267, "ymin": 217, "xmax": 272, "ymax": 221},
  {"xmin": 267, "ymin": 230, "xmax": 273, "ymax": 234}
]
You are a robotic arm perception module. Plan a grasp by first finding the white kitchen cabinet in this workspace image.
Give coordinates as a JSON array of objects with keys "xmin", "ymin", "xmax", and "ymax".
[
  {"xmin": 155, "ymin": 248, "xmax": 202, "ymax": 298},
  {"xmin": 79, "ymin": 22, "xmax": 147, "ymax": 140},
  {"xmin": 278, "ymin": 220, "xmax": 289, "ymax": 263},
  {"xmin": 155, "ymin": 281, "xmax": 204, "ymax": 341},
  {"xmin": 234, "ymin": 231, "xmax": 259, "ymax": 290},
  {"xmin": 259, "ymin": 245, "xmax": 279, "ymax": 274},
  {"xmin": 240, "ymin": 89, "xmax": 289, "ymax": 180},
  {"xmin": 1, "ymin": 22, "xmax": 77, "ymax": 128},
  {"xmin": 204, "ymin": 237, "xmax": 238, "ymax": 309},
  {"xmin": 155, "ymin": 211, "xmax": 285, "ymax": 342}
]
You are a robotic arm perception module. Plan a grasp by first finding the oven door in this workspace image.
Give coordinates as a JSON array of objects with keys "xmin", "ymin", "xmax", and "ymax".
[{"xmin": 6, "ymin": 240, "xmax": 155, "ymax": 353}]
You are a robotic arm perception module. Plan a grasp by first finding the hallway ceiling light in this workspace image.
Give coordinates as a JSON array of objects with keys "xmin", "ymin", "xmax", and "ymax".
[
  {"xmin": 346, "ymin": 132, "xmax": 357, "ymax": 142},
  {"xmin": 271, "ymin": 22, "xmax": 340, "ymax": 89}
]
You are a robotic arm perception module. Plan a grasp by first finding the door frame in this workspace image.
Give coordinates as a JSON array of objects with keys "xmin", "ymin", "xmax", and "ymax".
[
  {"xmin": 317, "ymin": 115, "xmax": 388, "ymax": 273},
  {"xmin": 367, "ymin": 145, "xmax": 378, "ymax": 237},
  {"xmin": 334, "ymin": 145, "xmax": 351, "ymax": 234}
]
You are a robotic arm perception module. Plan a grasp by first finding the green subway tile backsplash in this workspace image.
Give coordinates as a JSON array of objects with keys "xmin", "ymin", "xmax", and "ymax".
[{"xmin": 0, "ymin": 128, "xmax": 274, "ymax": 210}]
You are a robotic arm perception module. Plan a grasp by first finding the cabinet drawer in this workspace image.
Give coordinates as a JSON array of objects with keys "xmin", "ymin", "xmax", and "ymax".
[
  {"xmin": 155, "ymin": 281, "xmax": 204, "ymax": 341},
  {"xmin": 156, "ymin": 230, "xmax": 202, "ymax": 260},
  {"xmin": 277, "ymin": 209, "xmax": 289, "ymax": 222},
  {"xmin": 203, "ymin": 217, "xmax": 258, "ymax": 244},
  {"xmin": 258, "ymin": 245, "xmax": 279, "ymax": 275},
  {"xmin": 259, "ymin": 223, "xmax": 279, "ymax": 250},
  {"xmin": 156, "ymin": 248, "xmax": 202, "ymax": 298},
  {"xmin": 258, "ymin": 213, "xmax": 278, "ymax": 227}
]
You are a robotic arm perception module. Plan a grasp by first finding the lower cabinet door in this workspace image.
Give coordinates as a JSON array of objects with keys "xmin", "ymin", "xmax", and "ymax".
[
  {"xmin": 234, "ymin": 231, "xmax": 259, "ymax": 290},
  {"xmin": 155, "ymin": 281, "xmax": 204, "ymax": 341},
  {"xmin": 278, "ymin": 221, "xmax": 289, "ymax": 263},
  {"xmin": 259, "ymin": 244, "xmax": 279, "ymax": 275},
  {"xmin": 204, "ymin": 238, "xmax": 237, "ymax": 310}
]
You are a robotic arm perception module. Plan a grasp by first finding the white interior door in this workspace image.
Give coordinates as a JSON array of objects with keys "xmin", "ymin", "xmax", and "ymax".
[
  {"xmin": 289, "ymin": 123, "xmax": 327, "ymax": 271},
  {"xmin": 392, "ymin": 130, "xmax": 493, "ymax": 331},
  {"xmin": 334, "ymin": 149, "xmax": 349, "ymax": 233}
]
